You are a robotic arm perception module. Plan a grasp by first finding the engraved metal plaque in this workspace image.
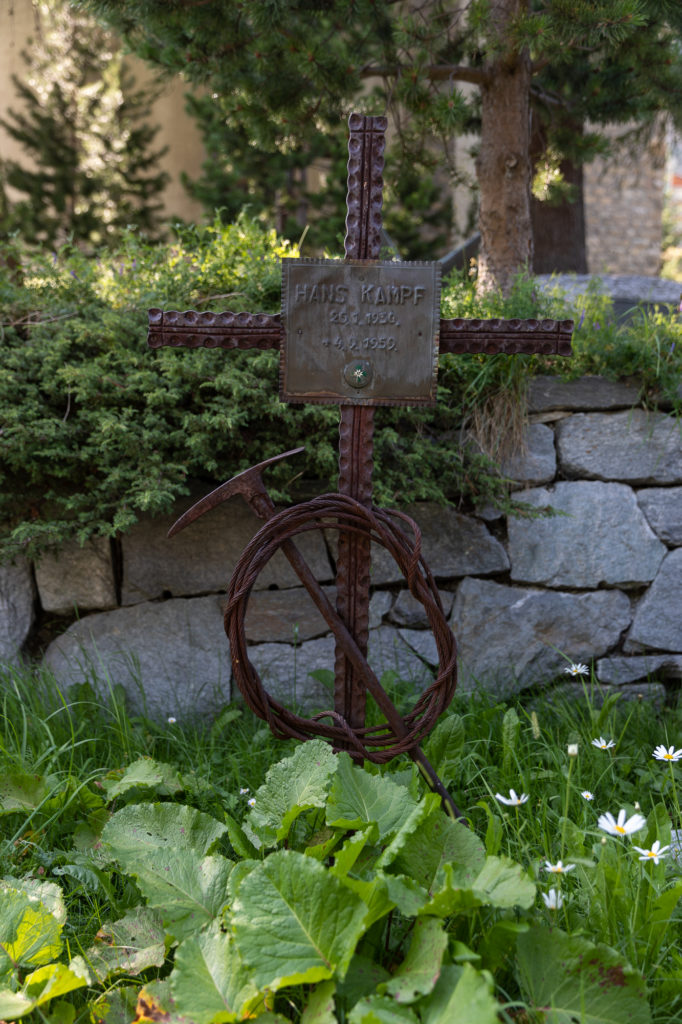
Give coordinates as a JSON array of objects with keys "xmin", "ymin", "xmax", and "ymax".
[{"xmin": 280, "ymin": 258, "xmax": 441, "ymax": 406}]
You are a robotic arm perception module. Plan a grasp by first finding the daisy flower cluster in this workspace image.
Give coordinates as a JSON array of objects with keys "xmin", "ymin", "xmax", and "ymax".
[{"xmin": 494, "ymin": 733, "xmax": 682, "ymax": 911}]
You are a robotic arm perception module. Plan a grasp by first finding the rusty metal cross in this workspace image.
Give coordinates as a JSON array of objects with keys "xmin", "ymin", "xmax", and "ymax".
[{"xmin": 148, "ymin": 113, "xmax": 572, "ymax": 770}]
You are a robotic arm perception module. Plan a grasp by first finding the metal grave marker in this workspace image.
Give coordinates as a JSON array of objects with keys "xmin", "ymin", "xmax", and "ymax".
[{"xmin": 147, "ymin": 113, "xmax": 572, "ymax": 810}]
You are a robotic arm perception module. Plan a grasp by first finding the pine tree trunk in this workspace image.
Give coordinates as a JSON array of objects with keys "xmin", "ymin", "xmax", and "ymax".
[{"xmin": 476, "ymin": 0, "xmax": 533, "ymax": 296}]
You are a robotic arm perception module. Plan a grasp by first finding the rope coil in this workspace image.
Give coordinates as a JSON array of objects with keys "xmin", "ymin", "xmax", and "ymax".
[{"xmin": 224, "ymin": 493, "xmax": 457, "ymax": 763}]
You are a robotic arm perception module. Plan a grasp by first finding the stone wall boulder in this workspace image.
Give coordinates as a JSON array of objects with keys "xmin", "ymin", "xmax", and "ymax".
[
  {"xmin": 451, "ymin": 578, "xmax": 632, "ymax": 694},
  {"xmin": 0, "ymin": 559, "xmax": 34, "ymax": 664},
  {"xmin": 625, "ymin": 549, "xmax": 682, "ymax": 654},
  {"xmin": 508, "ymin": 481, "xmax": 666, "ymax": 588},
  {"xmin": 556, "ymin": 410, "xmax": 682, "ymax": 483},
  {"xmin": 35, "ymin": 538, "xmax": 117, "ymax": 614},
  {"xmin": 44, "ymin": 596, "xmax": 230, "ymax": 720},
  {"xmin": 121, "ymin": 495, "xmax": 333, "ymax": 605},
  {"xmin": 637, "ymin": 487, "xmax": 682, "ymax": 545}
]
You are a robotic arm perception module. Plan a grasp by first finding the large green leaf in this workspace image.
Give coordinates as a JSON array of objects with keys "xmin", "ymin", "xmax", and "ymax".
[
  {"xmin": 348, "ymin": 995, "xmax": 419, "ymax": 1023},
  {"xmin": 232, "ymin": 849, "xmax": 368, "ymax": 991},
  {"xmin": 120, "ymin": 851, "xmax": 233, "ymax": 942},
  {"xmin": 171, "ymin": 921, "xmax": 263, "ymax": 1024},
  {"xmin": 420, "ymin": 963, "xmax": 500, "ymax": 1024},
  {"xmin": 82, "ymin": 907, "xmax": 165, "ymax": 983},
  {"xmin": 326, "ymin": 754, "xmax": 417, "ymax": 839},
  {"xmin": 102, "ymin": 802, "xmax": 227, "ymax": 859},
  {"xmin": 301, "ymin": 980, "xmax": 336, "ymax": 1024},
  {"xmin": 248, "ymin": 739, "xmax": 337, "ymax": 844},
  {"xmin": 423, "ymin": 855, "xmax": 536, "ymax": 917},
  {"xmin": 381, "ymin": 805, "xmax": 485, "ymax": 892},
  {"xmin": 424, "ymin": 714, "xmax": 465, "ymax": 781},
  {"xmin": 378, "ymin": 917, "xmax": 447, "ymax": 1004},
  {"xmin": 0, "ymin": 772, "xmax": 59, "ymax": 814},
  {"xmin": 517, "ymin": 925, "xmax": 652, "ymax": 1024},
  {"xmin": 102, "ymin": 757, "xmax": 185, "ymax": 800},
  {"xmin": 0, "ymin": 962, "xmax": 89, "ymax": 1021},
  {"xmin": 0, "ymin": 882, "xmax": 63, "ymax": 976}
]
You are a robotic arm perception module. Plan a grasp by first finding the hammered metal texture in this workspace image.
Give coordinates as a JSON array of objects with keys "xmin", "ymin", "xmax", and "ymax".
[
  {"xmin": 344, "ymin": 113, "xmax": 387, "ymax": 261},
  {"xmin": 440, "ymin": 317, "xmax": 573, "ymax": 355},
  {"xmin": 279, "ymin": 258, "xmax": 441, "ymax": 406},
  {"xmin": 147, "ymin": 309, "xmax": 281, "ymax": 350},
  {"xmin": 336, "ymin": 114, "xmax": 387, "ymax": 732}
]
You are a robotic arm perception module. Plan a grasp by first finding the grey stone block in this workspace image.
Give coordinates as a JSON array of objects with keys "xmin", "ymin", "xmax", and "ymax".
[
  {"xmin": 368, "ymin": 504, "xmax": 509, "ymax": 585},
  {"xmin": 121, "ymin": 495, "xmax": 333, "ymax": 605},
  {"xmin": 43, "ymin": 596, "xmax": 230, "ymax": 721},
  {"xmin": 528, "ymin": 375, "xmax": 640, "ymax": 413},
  {"xmin": 625, "ymin": 549, "xmax": 682, "ymax": 653},
  {"xmin": 0, "ymin": 559, "xmax": 34, "ymax": 664},
  {"xmin": 451, "ymin": 578, "xmax": 632, "ymax": 695},
  {"xmin": 596, "ymin": 654, "xmax": 682, "ymax": 685},
  {"xmin": 398, "ymin": 628, "xmax": 439, "ymax": 666},
  {"xmin": 35, "ymin": 538, "xmax": 116, "ymax": 614},
  {"xmin": 556, "ymin": 411, "xmax": 682, "ymax": 484},
  {"xmin": 499, "ymin": 422, "xmax": 556, "ymax": 485},
  {"xmin": 390, "ymin": 588, "xmax": 455, "ymax": 628},
  {"xmin": 637, "ymin": 487, "xmax": 682, "ymax": 545},
  {"xmin": 220, "ymin": 586, "xmax": 334, "ymax": 644},
  {"xmin": 367, "ymin": 626, "xmax": 435, "ymax": 687},
  {"xmin": 245, "ymin": 636, "xmax": 336, "ymax": 711},
  {"xmin": 508, "ymin": 481, "xmax": 666, "ymax": 588},
  {"xmin": 369, "ymin": 590, "xmax": 394, "ymax": 628}
]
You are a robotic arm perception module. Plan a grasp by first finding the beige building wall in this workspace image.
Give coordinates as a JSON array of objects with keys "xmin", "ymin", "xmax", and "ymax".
[
  {"xmin": 0, "ymin": 0, "xmax": 205, "ymax": 225},
  {"xmin": 583, "ymin": 124, "xmax": 666, "ymax": 276}
]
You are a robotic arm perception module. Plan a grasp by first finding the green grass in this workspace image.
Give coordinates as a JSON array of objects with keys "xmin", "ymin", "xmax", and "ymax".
[{"xmin": 2, "ymin": 659, "xmax": 682, "ymax": 1021}]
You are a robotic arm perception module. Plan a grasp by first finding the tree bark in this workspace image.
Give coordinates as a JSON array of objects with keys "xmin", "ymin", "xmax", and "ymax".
[{"xmin": 476, "ymin": 0, "xmax": 533, "ymax": 296}]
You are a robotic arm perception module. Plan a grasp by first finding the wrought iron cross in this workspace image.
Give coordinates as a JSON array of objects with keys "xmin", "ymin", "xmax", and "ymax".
[{"xmin": 148, "ymin": 113, "xmax": 572, "ymax": 752}]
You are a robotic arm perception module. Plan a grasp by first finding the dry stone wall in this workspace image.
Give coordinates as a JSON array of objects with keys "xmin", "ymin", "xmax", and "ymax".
[{"xmin": 1, "ymin": 375, "xmax": 681, "ymax": 721}]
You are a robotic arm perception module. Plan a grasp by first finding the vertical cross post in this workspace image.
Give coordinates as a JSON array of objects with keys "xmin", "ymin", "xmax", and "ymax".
[{"xmin": 334, "ymin": 114, "xmax": 387, "ymax": 734}]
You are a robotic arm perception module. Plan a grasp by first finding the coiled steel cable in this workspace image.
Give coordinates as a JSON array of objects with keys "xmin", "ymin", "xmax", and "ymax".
[{"xmin": 223, "ymin": 493, "xmax": 457, "ymax": 763}]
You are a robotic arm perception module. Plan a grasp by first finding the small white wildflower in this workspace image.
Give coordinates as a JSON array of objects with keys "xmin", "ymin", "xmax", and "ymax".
[
  {"xmin": 563, "ymin": 663, "xmax": 588, "ymax": 677},
  {"xmin": 653, "ymin": 744, "xmax": 682, "ymax": 763},
  {"xmin": 581, "ymin": 790, "xmax": 594, "ymax": 801},
  {"xmin": 598, "ymin": 809, "xmax": 647, "ymax": 837},
  {"xmin": 167, "ymin": 716, "xmax": 177, "ymax": 724},
  {"xmin": 567, "ymin": 743, "xmax": 579, "ymax": 757},
  {"xmin": 544, "ymin": 860, "xmax": 575, "ymax": 874},
  {"xmin": 247, "ymin": 797, "xmax": 256, "ymax": 808},
  {"xmin": 239, "ymin": 787, "xmax": 250, "ymax": 795},
  {"xmin": 542, "ymin": 888, "xmax": 564, "ymax": 910},
  {"xmin": 591, "ymin": 736, "xmax": 615, "ymax": 750},
  {"xmin": 633, "ymin": 840, "xmax": 670, "ymax": 865},
  {"xmin": 494, "ymin": 789, "xmax": 529, "ymax": 806}
]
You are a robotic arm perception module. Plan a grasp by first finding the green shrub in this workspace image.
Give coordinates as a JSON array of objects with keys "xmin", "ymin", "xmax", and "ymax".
[{"xmin": 2, "ymin": 220, "xmax": 680, "ymax": 565}]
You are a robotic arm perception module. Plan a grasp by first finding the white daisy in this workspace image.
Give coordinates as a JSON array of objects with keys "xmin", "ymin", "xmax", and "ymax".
[
  {"xmin": 591, "ymin": 737, "xmax": 615, "ymax": 750},
  {"xmin": 542, "ymin": 888, "xmax": 564, "ymax": 910},
  {"xmin": 239, "ymin": 787, "xmax": 250, "ymax": 795},
  {"xmin": 247, "ymin": 797, "xmax": 256, "ymax": 808},
  {"xmin": 653, "ymin": 745, "xmax": 682, "ymax": 763},
  {"xmin": 563, "ymin": 663, "xmax": 588, "ymax": 677},
  {"xmin": 167, "ymin": 716, "xmax": 177, "ymax": 724},
  {"xmin": 581, "ymin": 790, "xmax": 594, "ymax": 801},
  {"xmin": 598, "ymin": 809, "xmax": 647, "ymax": 837},
  {"xmin": 544, "ymin": 860, "xmax": 575, "ymax": 874},
  {"xmin": 494, "ymin": 789, "xmax": 529, "ymax": 806},
  {"xmin": 633, "ymin": 840, "xmax": 670, "ymax": 865}
]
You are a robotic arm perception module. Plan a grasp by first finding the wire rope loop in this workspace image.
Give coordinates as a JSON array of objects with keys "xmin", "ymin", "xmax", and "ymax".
[{"xmin": 223, "ymin": 493, "xmax": 457, "ymax": 762}]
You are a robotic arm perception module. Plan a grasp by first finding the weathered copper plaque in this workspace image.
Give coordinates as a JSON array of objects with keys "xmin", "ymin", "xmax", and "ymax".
[{"xmin": 280, "ymin": 258, "xmax": 441, "ymax": 406}]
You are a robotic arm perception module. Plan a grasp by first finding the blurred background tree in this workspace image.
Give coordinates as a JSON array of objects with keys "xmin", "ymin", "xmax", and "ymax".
[{"xmin": 0, "ymin": 0, "xmax": 169, "ymax": 249}]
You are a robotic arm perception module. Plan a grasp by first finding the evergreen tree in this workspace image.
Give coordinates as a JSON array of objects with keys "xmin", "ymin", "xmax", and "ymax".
[
  {"xmin": 72, "ymin": 0, "xmax": 682, "ymax": 291},
  {"xmin": 0, "ymin": 0, "xmax": 169, "ymax": 248}
]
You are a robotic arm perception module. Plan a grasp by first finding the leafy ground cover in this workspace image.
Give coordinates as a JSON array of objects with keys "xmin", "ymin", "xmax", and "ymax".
[{"xmin": 1, "ymin": 658, "xmax": 682, "ymax": 1022}]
